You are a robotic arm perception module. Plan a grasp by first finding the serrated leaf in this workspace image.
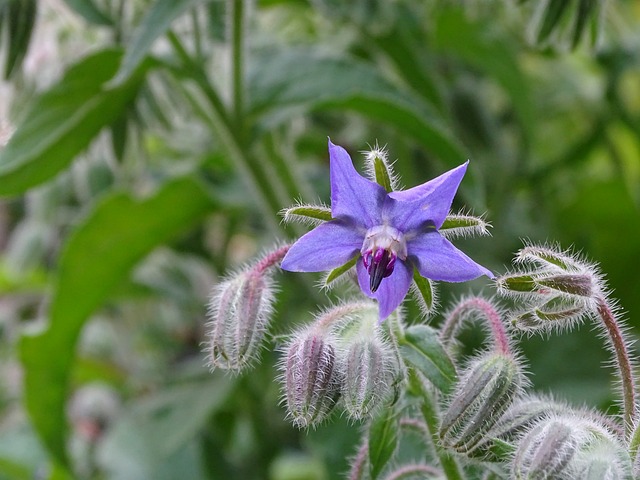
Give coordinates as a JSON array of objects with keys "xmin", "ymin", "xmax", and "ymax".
[
  {"xmin": 249, "ymin": 48, "xmax": 466, "ymax": 166},
  {"xmin": 113, "ymin": 0, "xmax": 209, "ymax": 84},
  {"xmin": 0, "ymin": 49, "xmax": 148, "ymax": 197},
  {"xmin": 368, "ymin": 405, "xmax": 398, "ymax": 480},
  {"xmin": 399, "ymin": 325, "xmax": 457, "ymax": 394},
  {"xmin": 20, "ymin": 176, "xmax": 217, "ymax": 465},
  {"xmin": 62, "ymin": 0, "xmax": 113, "ymax": 26}
]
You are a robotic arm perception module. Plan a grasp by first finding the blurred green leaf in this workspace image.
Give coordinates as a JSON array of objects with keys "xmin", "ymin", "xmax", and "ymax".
[
  {"xmin": 433, "ymin": 8, "xmax": 534, "ymax": 143},
  {"xmin": 113, "ymin": 0, "xmax": 209, "ymax": 84},
  {"xmin": 368, "ymin": 405, "xmax": 398, "ymax": 480},
  {"xmin": 249, "ymin": 48, "xmax": 467, "ymax": 165},
  {"xmin": 399, "ymin": 325, "xmax": 457, "ymax": 394},
  {"xmin": 537, "ymin": 0, "xmax": 571, "ymax": 44},
  {"xmin": 20, "ymin": 175, "xmax": 217, "ymax": 465},
  {"xmin": 62, "ymin": 0, "xmax": 113, "ymax": 26},
  {"xmin": 97, "ymin": 378, "xmax": 232, "ymax": 479},
  {"xmin": 1, "ymin": 0, "xmax": 37, "ymax": 79},
  {"xmin": 0, "ymin": 49, "xmax": 148, "ymax": 197}
]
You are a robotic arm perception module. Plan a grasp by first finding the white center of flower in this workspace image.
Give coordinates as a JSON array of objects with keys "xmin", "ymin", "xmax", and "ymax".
[{"xmin": 361, "ymin": 225, "xmax": 408, "ymax": 292}]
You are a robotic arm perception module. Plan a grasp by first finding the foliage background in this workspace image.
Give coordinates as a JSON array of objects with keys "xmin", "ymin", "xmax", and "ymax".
[{"xmin": 0, "ymin": 0, "xmax": 639, "ymax": 478}]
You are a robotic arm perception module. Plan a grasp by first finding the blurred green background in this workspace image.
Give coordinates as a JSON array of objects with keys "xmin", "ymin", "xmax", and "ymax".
[{"xmin": 1, "ymin": 0, "xmax": 639, "ymax": 478}]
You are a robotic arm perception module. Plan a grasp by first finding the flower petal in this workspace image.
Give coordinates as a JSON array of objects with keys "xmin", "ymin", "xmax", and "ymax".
[
  {"xmin": 385, "ymin": 162, "xmax": 468, "ymax": 231},
  {"xmin": 408, "ymin": 231, "xmax": 494, "ymax": 282},
  {"xmin": 281, "ymin": 220, "xmax": 363, "ymax": 272},
  {"xmin": 357, "ymin": 257, "xmax": 412, "ymax": 321},
  {"xmin": 329, "ymin": 140, "xmax": 386, "ymax": 228}
]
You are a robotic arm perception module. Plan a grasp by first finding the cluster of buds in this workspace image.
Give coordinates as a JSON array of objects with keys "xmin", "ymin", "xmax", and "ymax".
[
  {"xmin": 496, "ymin": 243, "xmax": 602, "ymax": 333},
  {"xmin": 205, "ymin": 245, "xmax": 289, "ymax": 373},
  {"xmin": 280, "ymin": 302, "xmax": 400, "ymax": 428},
  {"xmin": 512, "ymin": 414, "xmax": 631, "ymax": 479}
]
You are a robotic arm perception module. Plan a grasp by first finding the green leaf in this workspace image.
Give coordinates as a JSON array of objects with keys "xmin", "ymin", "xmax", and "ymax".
[
  {"xmin": 2, "ymin": 0, "xmax": 37, "ymax": 79},
  {"xmin": 572, "ymin": 0, "xmax": 599, "ymax": 49},
  {"xmin": 537, "ymin": 0, "xmax": 571, "ymax": 44},
  {"xmin": 0, "ymin": 49, "xmax": 148, "ymax": 197},
  {"xmin": 113, "ymin": 0, "xmax": 209, "ymax": 84},
  {"xmin": 433, "ymin": 8, "xmax": 534, "ymax": 143},
  {"xmin": 368, "ymin": 404, "xmax": 398, "ymax": 480},
  {"xmin": 398, "ymin": 325, "xmax": 457, "ymax": 394},
  {"xmin": 20, "ymin": 175, "xmax": 217, "ymax": 465},
  {"xmin": 249, "ymin": 48, "xmax": 466, "ymax": 166},
  {"xmin": 62, "ymin": 0, "xmax": 113, "ymax": 26},
  {"xmin": 97, "ymin": 378, "xmax": 232, "ymax": 478}
]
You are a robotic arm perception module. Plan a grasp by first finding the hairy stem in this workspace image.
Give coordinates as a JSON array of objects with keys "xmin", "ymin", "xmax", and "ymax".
[
  {"xmin": 595, "ymin": 295, "xmax": 636, "ymax": 437},
  {"xmin": 440, "ymin": 297, "xmax": 511, "ymax": 356},
  {"xmin": 408, "ymin": 371, "xmax": 465, "ymax": 480}
]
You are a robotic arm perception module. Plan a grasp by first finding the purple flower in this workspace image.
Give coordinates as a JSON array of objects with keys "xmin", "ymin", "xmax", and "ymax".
[{"xmin": 281, "ymin": 140, "xmax": 493, "ymax": 320}]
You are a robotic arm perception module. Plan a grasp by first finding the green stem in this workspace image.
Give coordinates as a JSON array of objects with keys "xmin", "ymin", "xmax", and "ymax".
[
  {"xmin": 408, "ymin": 371, "xmax": 465, "ymax": 480},
  {"xmin": 230, "ymin": 0, "xmax": 245, "ymax": 131}
]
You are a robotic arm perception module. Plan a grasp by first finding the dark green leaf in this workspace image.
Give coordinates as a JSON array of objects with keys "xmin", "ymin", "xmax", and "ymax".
[
  {"xmin": 572, "ymin": 0, "xmax": 598, "ymax": 49},
  {"xmin": 0, "ymin": 49, "xmax": 148, "ymax": 197},
  {"xmin": 399, "ymin": 325, "xmax": 457, "ymax": 394},
  {"xmin": 368, "ymin": 405, "xmax": 398, "ymax": 479},
  {"xmin": 62, "ymin": 0, "xmax": 113, "ymax": 26},
  {"xmin": 537, "ymin": 0, "xmax": 571, "ymax": 44},
  {"xmin": 249, "ymin": 49, "xmax": 466, "ymax": 166},
  {"xmin": 3, "ymin": 0, "xmax": 37, "ymax": 79},
  {"xmin": 113, "ymin": 0, "xmax": 209, "ymax": 84},
  {"xmin": 20, "ymin": 176, "xmax": 217, "ymax": 465}
]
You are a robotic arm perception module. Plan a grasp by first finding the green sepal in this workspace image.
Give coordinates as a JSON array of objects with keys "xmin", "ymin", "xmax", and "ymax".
[
  {"xmin": 281, "ymin": 204, "xmax": 332, "ymax": 223},
  {"xmin": 498, "ymin": 274, "xmax": 538, "ymax": 293},
  {"xmin": 440, "ymin": 214, "xmax": 490, "ymax": 238},
  {"xmin": 411, "ymin": 269, "xmax": 435, "ymax": 315},
  {"xmin": 373, "ymin": 156, "xmax": 393, "ymax": 192},
  {"xmin": 324, "ymin": 256, "xmax": 358, "ymax": 286}
]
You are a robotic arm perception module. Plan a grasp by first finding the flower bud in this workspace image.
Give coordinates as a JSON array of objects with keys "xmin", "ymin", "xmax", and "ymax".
[
  {"xmin": 282, "ymin": 326, "xmax": 342, "ymax": 428},
  {"xmin": 206, "ymin": 269, "xmax": 274, "ymax": 372},
  {"xmin": 513, "ymin": 418, "xmax": 578, "ymax": 479},
  {"xmin": 511, "ymin": 296, "xmax": 588, "ymax": 333},
  {"xmin": 439, "ymin": 352, "xmax": 523, "ymax": 454},
  {"xmin": 536, "ymin": 274, "xmax": 593, "ymax": 297}
]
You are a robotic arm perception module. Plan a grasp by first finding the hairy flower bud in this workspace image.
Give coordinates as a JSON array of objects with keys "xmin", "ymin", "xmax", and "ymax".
[
  {"xmin": 512, "ymin": 415, "xmax": 631, "ymax": 480},
  {"xmin": 339, "ymin": 309, "xmax": 399, "ymax": 420},
  {"xmin": 440, "ymin": 352, "xmax": 523, "ymax": 454},
  {"xmin": 282, "ymin": 326, "xmax": 342, "ymax": 428},
  {"xmin": 206, "ymin": 269, "xmax": 275, "ymax": 372}
]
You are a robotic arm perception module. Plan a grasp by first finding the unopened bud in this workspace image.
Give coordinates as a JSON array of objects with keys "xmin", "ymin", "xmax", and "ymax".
[
  {"xmin": 537, "ymin": 274, "xmax": 593, "ymax": 297},
  {"xmin": 516, "ymin": 244, "xmax": 581, "ymax": 271},
  {"xmin": 206, "ymin": 270, "xmax": 274, "ymax": 372},
  {"xmin": 282, "ymin": 327, "xmax": 342, "ymax": 428},
  {"xmin": 576, "ymin": 436, "xmax": 632, "ymax": 480},
  {"xmin": 513, "ymin": 418, "xmax": 578, "ymax": 479},
  {"xmin": 440, "ymin": 352, "xmax": 523, "ymax": 454},
  {"xmin": 511, "ymin": 297, "xmax": 588, "ymax": 333}
]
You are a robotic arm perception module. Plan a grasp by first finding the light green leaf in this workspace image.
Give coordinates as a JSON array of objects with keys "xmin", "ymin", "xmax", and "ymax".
[
  {"xmin": 249, "ymin": 49, "xmax": 466, "ymax": 166},
  {"xmin": 20, "ymin": 176, "xmax": 217, "ymax": 465},
  {"xmin": 399, "ymin": 325, "xmax": 457, "ymax": 394},
  {"xmin": 113, "ymin": 0, "xmax": 209, "ymax": 84},
  {"xmin": 368, "ymin": 404, "xmax": 398, "ymax": 480},
  {"xmin": 62, "ymin": 0, "xmax": 113, "ymax": 26},
  {"xmin": 96, "ymin": 378, "xmax": 232, "ymax": 479},
  {"xmin": 0, "ymin": 49, "xmax": 148, "ymax": 197}
]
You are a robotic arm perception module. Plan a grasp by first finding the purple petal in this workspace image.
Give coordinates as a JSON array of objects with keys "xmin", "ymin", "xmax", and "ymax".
[
  {"xmin": 385, "ymin": 162, "xmax": 468, "ymax": 231},
  {"xmin": 357, "ymin": 258, "xmax": 412, "ymax": 322},
  {"xmin": 329, "ymin": 140, "xmax": 386, "ymax": 228},
  {"xmin": 281, "ymin": 220, "xmax": 363, "ymax": 272},
  {"xmin": 408, "ymin": 231, "xmax": 493, "ymax": 282}
]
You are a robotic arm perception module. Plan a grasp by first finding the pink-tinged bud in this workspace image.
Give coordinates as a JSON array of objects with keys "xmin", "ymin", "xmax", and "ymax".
[
  {"xmin": 282, "ymin": 327, "xmax": 342, "ymax": 428},
  {"xmin": 206, "ymin": 270, "xmax": 275, "ymax": 372},
  {"xmin": 439, "ymin": 352, "xmax": 523, "ymax": 454},
  {"xmin": 536, "ymin": 274, "xmax": 593, "ymax": 297}
]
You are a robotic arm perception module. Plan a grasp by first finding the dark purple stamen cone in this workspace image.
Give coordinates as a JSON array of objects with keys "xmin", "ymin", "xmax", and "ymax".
[{"xmin": 365, "ymin": 249, "xmax": 396, "ymax": 292}]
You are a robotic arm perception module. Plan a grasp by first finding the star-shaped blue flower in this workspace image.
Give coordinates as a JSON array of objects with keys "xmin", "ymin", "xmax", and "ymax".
[{"xmin": 281, "ymin": 140, "xmax": 494, "ymax": 320}]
